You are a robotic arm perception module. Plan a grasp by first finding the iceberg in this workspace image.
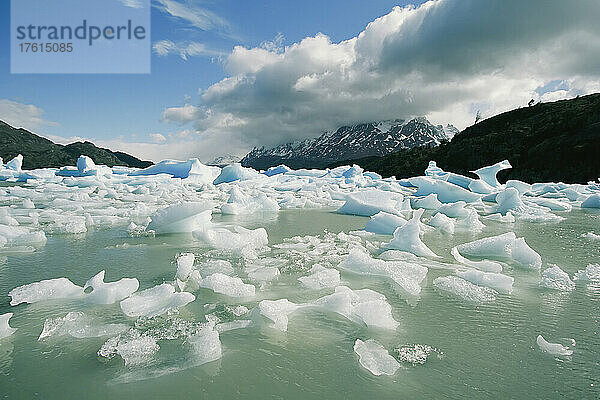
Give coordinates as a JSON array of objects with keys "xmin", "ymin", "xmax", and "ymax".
[
  {"xmin": 9, "ymin": 278, "xmax": 84, "ymax": 305},
  {"xmin": 213, "ymin": 163, "xmax": 259, "ymax": 184},
  {"xmin": 573, "ymin": 263, "xmax": 600, "ymax": 282},
  {"xmin": 130, "ymin": 158, "xmax": 218, "ymax": 181},
  {"xmin": 258, "ymin": 299, "xmax": 300, "ymax": 332},
  {"xmin": 412, "ymin": 194, "xmax": 442, "ymax": 210},
  {"xmin": 98, "ymin": 328, "xmax": 159, "ymax": 366},
  {"xmin": 263, "ymin": 164, "xmax": 291, "ymax": 177},
  {"xmin": 187, "ymin": 326, "xmax": 222, "ymax": 365},
  {"xmin": 220, "ymin": 187, "xmax": 279, "ymax": 215},
  {"xmin": 120, "ymin": 283, "xmax": 195, "ymax": 317},
  {"xmin": 193, "ymin": 225, "xmax": 268, "ymax": 256},
  {"xmin": 6, "ymin": 155, "xmax": 23, "ymax": 171},
  {"xmin": 456, "ymin": 232, "xmax": 542, "ymax": 269},
  {"xmin": 0, "ymin": 313, "xmax": 17, "ymax": 339},
  {"xmin": 536, "ymin": 335, "xmax": 573, "ymax": 356},
  {"xmin": 175, "ymin": 253, "xmax": 196, "ymax": 281},
  {"xmin": 539, "ymin": 266, "xmax": 575, "ymax": 291},
  {"xmin": 363, "ymin": 212, "xmax": 407, "ymax": 235},
  {"xmin": 199, "ymin": 273, "xmax": 256, "ymax": 297},
  {"xmin": 147, "ymin": 203, "xmax": 213, "ymax": 234},
  {"xmin": 298, "ymin": 264, "xmax": 340, "ymax": 290},
  {"xmin": 84, "ymin": 271, "xmax": 139, "ymax": 304},
  {"xmin": 383, "ymin": 209, "xmax": 439, "ymax": 258},
  {"xmin": 455, "ymin": 269, "xmax": 513, "ymax": 293},
  {"xmin": 433, "ymin": 276, "xmax": 497, "ymax": 302},
  {"xmin": 581, "ymin": 194, "xmax": 600, "ymax": 208},
  {"xmin": 76, "ymin": 155, "xmax": 96, "ymax": 174},
  {"xmin": 450, "ymin": 247, "xmax": 503, "ymax": 273},
  {"xmin": 471, "ymin": 160, "xmax": 511, "ymax": 188},
  {"xmin": 408, "ymin": 177, "xmax": 482, "ymax": 203},
  {"xmin": 38, "ymin": 312, "xmax": 128, "ymax": 340},
  {"xmin": 353, "ymin": 339, "xmax": 400, "ymax": 376},
  {"xmin": 337, "ymin": 190, "xmax": 403, "ymax": 217},
  {"xmin": 428, "ymin": 213, "xmax": 455, "ymax": 234}
]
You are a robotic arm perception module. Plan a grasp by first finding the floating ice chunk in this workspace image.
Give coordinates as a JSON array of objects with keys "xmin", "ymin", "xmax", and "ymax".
[
  {"xmin": 471, "ymin": 160, "xmax": 511, "ymax": 188},
  {"xmin": 198, "ymin": 259, "xmax": 234, "ymax": 276},
  {"xmin": 450, "ymin": 247, "xmax": 503, "ymax": 272},
  {"xmin": 6, "ymin": 155, "xmax": 23, "ymax": 171},
  {"xmin": 130, "ymin": 158, "xmax": 218, "ymax": 181},
  {"xmin": 337, "ymin": 190, "xmax": 403, "ymax": 217},
  {"xmin": 456, "ymin": 269, "xmax": 513, "ymax": 293},
  {"xmin": 98, "ymin": 329, "xmax": 159, "ymax": 366},
  {"xmin": 540, "ymin": 266, "xmax": 575, "ymax": 291},
  {"xmin": 9, "ymin": 278, "xmax": 84, "ymax": 305},
  {"xmin": 573, "ymin": 264, "xmax": 600, "ymax": 282},
  {"xmin": 484, "ymin": 212, "xmax": 515, "ymax": 223},
  {"xmin": 188, "ymin": 326, "xmax": 222, "ymax": 365},
  {"xmin": 147, "ymin": 203, "xmax": 213, "ymax": 234},
  {"xmin": 456, "ymin": 232, "xmax": 542, "ymax": 269},
  {"xmin": 215, "ymin": 320, "xmax": 252, "ymax": 333},
  {"xmin": 0, "ymin": 210, "xmax": 19, "ymax": 226},
  {"xmin": 536, "ymin": 335, "xmax": 573, "ymax": 356},
  {"xmin": 425, "ymin": 161, "xmax": 445, "ymax": 177},
  {"xmin": 298, "ymin": 264, "xmax": 341, "ymax": 289},
  {"xmin": 583, "ymin": 232, "xmax": 600, "ymax": 240},
  {"xmin": 120, "ymin": 283, "xmax": 195, "ymax": 317},
  {"xmin": 84, "ymin": 271, "xmax": 139, "ymax": 304},
  {"xmin": 428, "ymin": 213, "xmax": 455, "ymax": 234},
  {"xmin": 506, "ymin": 180, "xmax": 532, "ymax": 195},
  {"xmin": 364, "ymin": 212, "xmax": 407, "ymax": 235},
  {"xmin": 38, "ymin": 312, "xmax": 128, "ymax": 340},
  {"xmin": 394, "ymin": 344, "xmax": 441, "ymax": 365},
  {"xmin": 247, "ymin": 266, "xmax": 280, "ymax": 282},
  {"xmin": 263, "ymin": 164, "xmax": 291, "ymax": 177},
  {"xmin": 340, "ymin": 249, "xmax": 427, "ymax": 296},
  {"xmin": 220, "ymin": 187, "xmax": 279, "ymax": 214},
  {"xmin": 312, "ymin": 286, "xmax": 399, "ymax": 329},
  {"xmin": 581, "ymin": 194, "xmax": 600, "ymax": 208},
  {"xmin": 258, "ymin": 299, "xmax": 300, "ymax": 332},
  {"xmin": 193, "ymin": 225, "xmax": 268, "ymax": 256},
  {"xmin": 495, "ymin": 188, "xmax": 525, "ymax": 215},
  {"xmin": 383, "ymin": 209, "xmax": 439, "ymax": 258},
  {"xmin": 213, "ymin": 163, "xmax": 259, "ymax": 184},
  {"xmin": 22, "ymin": 198, "xmax": 35, "ymax": 209},
  {"xmin": 175, "ymin": 253, "xmax": 195, "ymax": 281},
  {"xmin": 413, "ymin": 194, "xmax": 442, "ymax": 210},
  {"xmin": 408, "ymin": 177, "xmax": 482, "ymax": 203},
  {"xmin": 434, "ymin": 201, "xmax": 470, "ymax": 218},
  {"xmin": 0, "ymin": 313, "xmax": 16, "ymax": 339},
  {"xmin": 76, "ymin": 155, "xmax": 96, "ymax": 173},
  {"xmin": 433, "ymin": 276, "xmax": 497, "ymax": 302},
  {"xmin": 199, "ymin": 273, "xmax": 255, "ymax": 297},
  {"xmin": 353, "ymin": 339, "xmax": 400, "ymax": 376},
  {"xmin": 468, "ymin": 179, "xmax": 495, "ymax": 194},
  {"xmin": 456, "ymin": 209, "xmax": 485, "ymax": 232}
]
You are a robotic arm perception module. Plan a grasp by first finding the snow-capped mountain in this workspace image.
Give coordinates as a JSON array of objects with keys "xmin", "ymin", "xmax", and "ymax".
[
  {"xmin": 206, "ymin": 154, "xmax": 241, "ymax": 167},
  {"xmin": 241, "ymin": 117, "xmax": 458, "ymax": 169}
]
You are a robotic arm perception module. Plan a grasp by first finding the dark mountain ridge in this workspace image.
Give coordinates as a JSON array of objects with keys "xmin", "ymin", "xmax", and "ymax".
[
  {"xmin": 0, "ymin": 120, "xmax": 153, "ymax": 169},
  {"xmin": 329, "ymin": 94, "xmax": 600, "ymax": 184}
]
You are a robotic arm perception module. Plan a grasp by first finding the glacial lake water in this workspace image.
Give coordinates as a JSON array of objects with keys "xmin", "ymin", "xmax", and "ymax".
[{"xmin": 1, "ymin": 207, "xmax": 599, "ymax": 399}]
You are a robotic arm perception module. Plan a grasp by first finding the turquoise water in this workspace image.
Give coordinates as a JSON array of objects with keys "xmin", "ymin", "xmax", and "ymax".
[{"xmin": 1, "ymin": 208, "xmax": 599, "ymax": 399}]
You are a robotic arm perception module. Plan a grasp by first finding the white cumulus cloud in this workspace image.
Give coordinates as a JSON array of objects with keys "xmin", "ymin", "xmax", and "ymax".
[
  {"xmin": 160, "ymin": 0, "xmax": 600, "ymax": 158},
  {"xmin": 0, "ymin": 99, "xmax": 57, "ymax": 131}
]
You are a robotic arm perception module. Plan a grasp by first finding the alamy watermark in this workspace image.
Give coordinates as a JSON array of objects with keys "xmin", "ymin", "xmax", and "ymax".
[{"xmin": 11, "ymin": 0, "xmax": 150, "ymax": 73}]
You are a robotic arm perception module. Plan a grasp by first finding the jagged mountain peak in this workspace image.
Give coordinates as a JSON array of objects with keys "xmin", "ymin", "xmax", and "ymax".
[{"xmin": 241, "ymin": 117, "xmax": 455, "ymax": 170}]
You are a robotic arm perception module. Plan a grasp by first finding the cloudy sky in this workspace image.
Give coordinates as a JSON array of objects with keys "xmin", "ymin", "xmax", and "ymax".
[{"xmin": 1, "ymin": 0, "xmax": 599, "ymax": 162}]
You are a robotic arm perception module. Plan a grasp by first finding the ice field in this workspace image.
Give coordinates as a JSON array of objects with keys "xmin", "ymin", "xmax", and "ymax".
[{"xmin": 0, "ymin": 154, "xmax": 599, "ymax": 399}]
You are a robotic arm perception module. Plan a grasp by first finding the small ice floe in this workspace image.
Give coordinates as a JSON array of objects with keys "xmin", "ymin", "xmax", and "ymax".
[
  {"xmin": 573, "ymin": 263, "xmax": 600, "ymax": 282},
  {"xmin": 199, "ymin": 273, "xmax": 256, "ymax": 297},
  {"xmin": 187, "ymin": 325, "xmax": 222, "ymax": 365},
  {"xmin": 456, "ymin": 232, "xmax": 542, "ymax": 269},
  {"xmin": 175, "ymin": 253, "xmax": 196, "ymax": 281},
  {"xmin": 428, "ymin": 213, "xmax": 455, "ymax": 234},
  {"xmin": 364, "ymin": 211, "xmax": 407, "ymax": 235},
  {"xmin": 298, "ymin": 264, "xmax": 341, "ymax": 290},
  {"xmin": 433, "ymin": 276, "xmax": 497, "ymax": 302},
  {"xmin": 213, "ymin": 163, "xmax": 260, "ymax": 184},
  {"xmin": 9, "ymin": 278, "xmax": 84, "ymax": 305},
  {"xmin": 337, "ymin": 189, "xmax": 404, "ymax": 217},
  {"xmin": 0, "ymin": 313, "xmax": 17, "ymax": 339},
  {"xmin": 147, "ymin": 203, "xmax": 213, "ymax": 234},
  {"xmin": 84, "ymin": 271, "xmax": 139, "ymax": 304},
  {"xmin": 451, "ymin": 247, "xmax": 503, "ymax": 273},
  {"xmin": 582, "ymin": 232, "xmax": 600, "ymax": 240},
  {"xmin": 539, "ymin": 266, "xmax": 575, "ymax": 291},
  {"xmin": 536, "ymin": 335, "xmax": 573, "ymax": 356},
  {"xmin": 394, "ymin": 344, "xmax": 442, "ymax": 365},
  {"xmin": 220, "ymin": 187, "xmax": 279, "ymax": 215},
  {"xmin": 581, "ymin": 194, "xmax": 600, "ymax": 208},
  {"xmin": 455, "ymin": 269, "xmax": 514, "ymax": 294},
  {"xmin": 383, "ymin": 209, "xmax": 439, "ymax": 258},
  {"xmin": 38, "ymin": 312, "xmax": 128, "ymax": 340},
  {"xmin": 120, "ymin": 283, "xmax": 195, "ymax": 318},
  {"xmin": 258, "ymin": 299, "xmax": 300, "ymax": 332},
  {"xmin": 353, "ymin": 339, "xmax": 400, "ymax": 376},
  {"xmin": 98, "ymin": 328, "xmax": 160, "ymax": 366}
]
